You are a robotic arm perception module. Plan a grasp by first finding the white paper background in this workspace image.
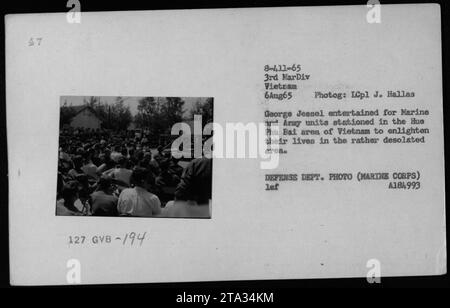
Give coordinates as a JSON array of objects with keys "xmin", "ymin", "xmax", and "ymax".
[{"xmin": 7, "ymin": 4, "xmax": 445, "ymax": 285}]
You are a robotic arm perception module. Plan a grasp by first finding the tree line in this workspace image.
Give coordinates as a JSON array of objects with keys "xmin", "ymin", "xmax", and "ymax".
[{"xmin": 60, "ymin": 96, "xmax": 213, "ymax": 135}]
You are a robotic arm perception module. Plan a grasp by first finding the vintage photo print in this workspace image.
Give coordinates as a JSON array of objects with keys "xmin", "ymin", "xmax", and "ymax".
[{"xmin": 56, "ymin": 96, "xmax": 213, "ymax": 218}]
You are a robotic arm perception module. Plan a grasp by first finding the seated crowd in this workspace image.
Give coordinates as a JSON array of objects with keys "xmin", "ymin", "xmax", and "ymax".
[{"xmin": 56, "ymin": 127, "xmax": 212, "ymax": 218}]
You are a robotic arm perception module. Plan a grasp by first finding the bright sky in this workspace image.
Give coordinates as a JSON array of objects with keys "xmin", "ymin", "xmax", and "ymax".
[{"xmin": 61, "ymin": 96, "xmax": 207, "ymax": 116}]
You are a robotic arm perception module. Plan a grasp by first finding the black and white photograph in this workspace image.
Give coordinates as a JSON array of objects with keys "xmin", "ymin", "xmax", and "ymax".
[
  {"xmin": 1, "ymin": 0, "xmax": 449, "ymax": 292},
  {"xmin": 56, "ymin": 96, "xmax": 213, "ymax": 218}
]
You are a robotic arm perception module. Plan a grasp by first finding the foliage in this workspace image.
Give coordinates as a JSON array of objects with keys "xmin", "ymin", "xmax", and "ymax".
[
  {"xmin": 135, "ymin": 97, "xmax": 185, "ymax": 136},
  {"xmin": 60, "ymin": 99, "xmax": 77, "ymax": 127},
  {"xmin": 190, "ymin": 97, "xmax": 213, "ymax": 125}
]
